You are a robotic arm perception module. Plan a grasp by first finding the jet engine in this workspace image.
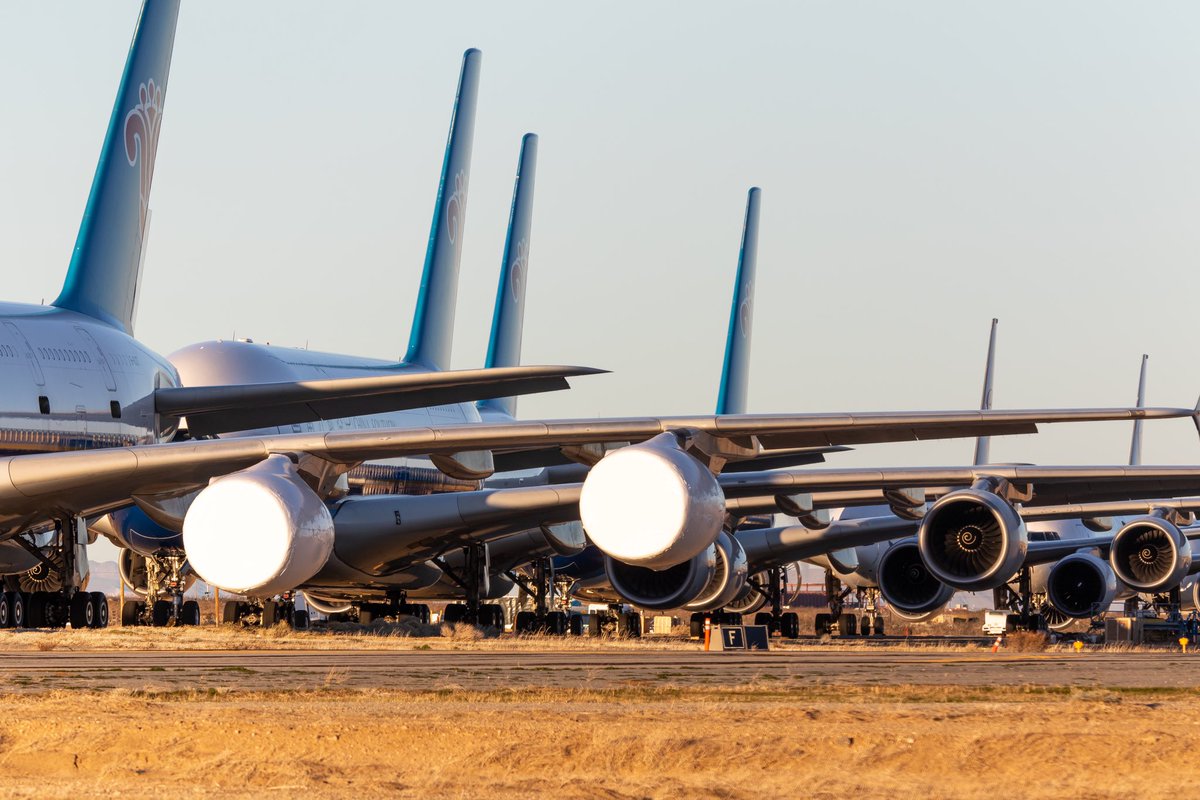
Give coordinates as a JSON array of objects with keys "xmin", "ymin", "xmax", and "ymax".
[
  {"xmin": 182, "ymin": 455, "xmax": 335, "ymax": 597},
  {"xmin": 1108, "ymin": 515, "xmax": 1191, "ymax": 592},
  {"xmin": 724, "ymin": 570, "xmax": 769, "ymax": 616},
  {"xmin": 877, "ymin": 540, "xmax": 954, "ymax": 622},
  {"xmin": 1046, "ymin": 552, "xmax": 1118, "ymax": 618},
  {"xmin": 917, "ymin": 488, "xmax": 1027, "ymax": 591},
  {"xmin": 579, "ymin": 433, "xmax": 725, "ymax": 570},
  {"xmin": 604, "ymin": 531, "xmax": 746, "ymax": 612}
]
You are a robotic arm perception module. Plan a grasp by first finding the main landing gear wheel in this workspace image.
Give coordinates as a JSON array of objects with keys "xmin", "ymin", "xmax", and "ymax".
[
  {"xmin": 568, "ymin": 613, "xmax": 584, "ymax": 636},
  {"xmin": 478, "ymin": 604, "xmax": 505, "ymax": 630},
  {"xmin": 873, "ymin": 615, "xmax": 884, "ymax": 637},
  {"xmin": 779, "ymin": 612, "xmax": 800, "ymax": 640},
  {"xmin": 11, "ymin": 592, "xmax": 28, "ymax": 629},
  {"xmin": 122, "ymin": 600, "xmax": 145, "ymax": 627},
  {"xmin": 442, "ymin": 603, "xmax": 467, "ymax": 625},
  {"xmin": 151, "ymin": 600, "xmax": 171, "ymax": 627},
  {"xmin": 839, "ymin": 613, "xmax": 858, "ymax": 636},
  {"xmin": 221, "ymin": 601, "xmax": 242, "ymax": 624},
  {"xmin": 180, "ymin": 600, "xmax": 201, "ymax": 627},
  {"xmin": 860, "ymin": 615, "xmax": 873, "ymax": 637},
  {"xmin": 69, "ymin": 592, "xmax": 95, "ymax": 629},
  {"xmin": 91, "ymin": 592, "xmax": 109, "ymax": 628},
  {"xmin": 545, "ymin": 611, "xmax": 568, "ymax": 635},
  {"xmin": 27, "ymin": 592, "xmax": 49, "ymax": 628},
  {"xmin": 0, "ymin": 592, "xmax": 12, "ymax": 629},
  {"xmin": 291, "ymin": 610, "xmax": 310, "ymax": 630},
  {"xmin": 515, "ymin": 611, "xmax": 537, "ymax": 633},
  {"xmin": 814, "ymin": 613, "xmax": 832, "ymax": 636}
]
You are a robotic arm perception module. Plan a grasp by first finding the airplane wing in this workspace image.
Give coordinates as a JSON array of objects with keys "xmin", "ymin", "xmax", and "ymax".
[
  {"xmin": 0, "ymin": 405, "xmax": 1189, "ymax": 533},
  {"xmin": 155, "ymin": 365, "xmax": 606, "ymax": 436},
  {"xmin": 720, "ymin": 462, "xmax": 1200, "ymax": 506}
]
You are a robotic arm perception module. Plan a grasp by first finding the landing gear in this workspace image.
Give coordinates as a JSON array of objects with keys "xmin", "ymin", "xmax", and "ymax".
[
  {"xmin": 355, "ymin": 597, "xmax": 432, "ymax": 625},
  {"xmin": 745, "ymin": 567, "xmax": 801, "ymax": 639},
  {"xmin": 993, "ymin": 567, "xmax": 1047, "ymax": 633},
  {"xmin": 587, "ymin": 605, "xmax": 642, "ymax": 637},
  {"xmin": 5, "ymin": 518, "xmax": 106, "ymax": 629},
  {"xmin": 508, "ymin": 558, "xmax": 570, "ymax": 635},
  {"xmin": 221, "ymin": 592, "xmax": 312, "ymax": 629},
  {"xmin": 117, "ymin": 550, "xmax": 193, "ymax": 627}
]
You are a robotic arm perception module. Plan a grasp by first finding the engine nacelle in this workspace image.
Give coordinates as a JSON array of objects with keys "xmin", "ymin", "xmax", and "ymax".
[
  {"xmin": 182, "ymin": 455, "xmax": 335, "ymax": 597},
  {"xmin": 1046, "ymin": 552, "xmax": 1118, "ymax": 619},
  {"xmin": 1108, "ymin": 515, "xmax": 1190, "ymax": 592},
  {"xmin": 580, "ymin": 433, "xmax": 725, "ymax": 570},
  {"xmin": 604, "ymin": 531, "xmax": 747, "ymax": 613},
  {"xmin": 725, "ymin": 570, "xmax": 769, "ymax": 616},
  {"xmin": 97, "ymin": 506, "xmax": 184, "ymax": 556},
  {"xmin": 917, "ymin": 488, "xmax": 1027, "ymax": 591},
  {"xmin": 877, "ymin": 540, "xmax": 954, "ymax": 621}
]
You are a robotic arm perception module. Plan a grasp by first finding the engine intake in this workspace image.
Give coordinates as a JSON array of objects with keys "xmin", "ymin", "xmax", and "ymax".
[
  {"xmin": 1108, "ymin": 516, "xmax": 1190, "ymax": 592},
  {"xmin": 1046, "ymin": 553, "xmax": 1117, "ymax": 618},
  {"xmin": 183, "ymin": 455, "xmax": 335, "ymax": 597},
  {"xmin": 580, "ymin": 433, "xmax": 725, "ymax": 570},
  {"xmin": 877, "ymin": 540, "xmax": 954, "ymax": 621},
  {"xmin": 917, "ymin": 488, "xmax": 1027, "ymax": 591}
]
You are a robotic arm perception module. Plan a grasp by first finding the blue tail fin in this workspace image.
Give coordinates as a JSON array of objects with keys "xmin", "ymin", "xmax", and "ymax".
[
  {"xmin": 1129, "ymin": 353, "xmax": 1148, "ymax": 466},
  {"xmin": 52, "ymin": 0, "xmax": 180, "ymax": 335},
  {"xmin": 403, "ymin": 49, "xmax": 481, "ymax": 371},
  {"xmin": 715, "ymin": 187, "xmax": 761, "ymax": 415},
  {"xmin": 479, "ymin": 134, "xmax": 539, "ymax": 418},
  {"xmin": 972, "ymin": 318, "xmax": 999, "ymax": 466}
]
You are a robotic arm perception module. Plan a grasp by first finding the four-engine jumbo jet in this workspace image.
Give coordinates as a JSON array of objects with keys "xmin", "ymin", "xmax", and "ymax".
[
  {"xmin": 0, "ymin": 2, "xmax": 603, "ymax": 628},
  {"xmin": 0, "ymin": 0, "xmax": 1196, "ymax": 634}
]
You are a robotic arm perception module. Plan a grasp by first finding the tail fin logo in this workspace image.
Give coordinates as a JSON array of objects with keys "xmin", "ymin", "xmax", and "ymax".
[
  {"xmin": 738, "ymin": 281, "xmax": 753, "ymax": 338},
  {"xmin": 446, "ymin": 169, "xmax": 468, "ymax": 250},
  {"xmin": 123, "ymin": 79, "xmax": 164, "ymax": 237},
  {"xmin": 509, "ymin": 238, "xmax": 528, "ymax": 304}
]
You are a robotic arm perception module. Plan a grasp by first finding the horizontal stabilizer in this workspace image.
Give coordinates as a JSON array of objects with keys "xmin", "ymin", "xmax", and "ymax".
[{"xmin": 156, "ymin": 365, "xmax": 605, "ymax": 436}]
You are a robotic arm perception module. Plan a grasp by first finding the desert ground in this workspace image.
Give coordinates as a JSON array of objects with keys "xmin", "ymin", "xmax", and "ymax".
[{"xmin": 0, "ymin": 624, "xmax": 1196, "ymax": 798}]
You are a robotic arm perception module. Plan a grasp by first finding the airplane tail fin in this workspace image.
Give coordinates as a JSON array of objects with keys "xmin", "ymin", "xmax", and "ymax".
[
  {"xmin": 972, "ymin": 318, "xmax": 999, "ymax": 466},
  {"xmin": 479, "ymin": 134, "xmax": 539, "ymax": 419},
  {"xmin": 52, "ymin": 0, "xmax": 180, "ymax": 336},
  {"xmin": 715, "ymin": 187, "xmax": 761, "ymax": 415},
  {"xmin": 1129, "ymin": 354, "xmax": 1148, "ymax": 466},
  {"xmin": 403, "ymin": 48, "xmax": 482, "ymax": 371}
]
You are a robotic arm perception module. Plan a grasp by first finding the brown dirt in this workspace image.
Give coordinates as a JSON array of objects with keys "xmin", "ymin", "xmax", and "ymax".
[{"xmin": 0, "ymin": 682, "xmax": 1192, "ymax": 799}]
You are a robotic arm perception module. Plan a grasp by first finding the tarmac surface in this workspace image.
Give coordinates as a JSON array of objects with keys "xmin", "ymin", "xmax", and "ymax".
[{"xmin": 1, "ymin": 648, "xmax": 1198, "ymax": 692}]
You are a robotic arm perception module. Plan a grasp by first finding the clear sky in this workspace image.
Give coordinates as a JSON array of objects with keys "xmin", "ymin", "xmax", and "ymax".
[{"xmin": 3, "ymin": 0, "xmax": 1200, "ymax": 490}]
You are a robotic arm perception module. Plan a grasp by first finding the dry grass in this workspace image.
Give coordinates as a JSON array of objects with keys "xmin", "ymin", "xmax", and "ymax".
[{"xmin": 0, "ymin": 682, "xmax": 1193, "ymax": 798}]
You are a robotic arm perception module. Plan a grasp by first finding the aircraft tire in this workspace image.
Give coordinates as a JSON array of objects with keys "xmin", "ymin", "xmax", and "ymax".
[
  {"xmin": 181, "ymin": 600, "xmax": 201, "ymax": 626},
  {"xmin": 151, "ymin": 600, "xmax": 171, "ymax": 627},
  {"xmin": 568, "ymin": 613, "xmax": 584, "ymax": 636},
  {"xmin": 91, "ymin": 593, "xmax": 109, "ymax": 628},
  {"xmin": 0, "ymin": 592, "xmax": 12, "ymax": 629},
  {"xmin": 221, "ymin": 601, "xmax": 241, "ymax": 624},
  {"xmin": 515, "ymin": 611, "xmax": 536, "ymax": 633},
  {"xmin": 860, "ymin": 615, "xmax": 873, "ymax": 636},
  {"xmin": 442, "ymin": 604, "xmax": 466, "ymax": 625},
  {"xmin": 291, "ymin": 610, "xmax": 309, "ymax": 630},
  {"xmin": 839, "ymin": 613, "xmax": 858, "ymax": 636},
  {"xmin": 814, "ymin": 613, "xmax": 832, "ymax": 636},
  {"xmin": 122, "ymin": 600, "xmax": 143, "ymax": 626},
  {"xmin": 69, "ymin": 592, "xmax": 93, "ymax": 629},
  {"xmin": 780, "ymin": 612, "xmax": 800, "ymax": 639},
  {"xmin": 873, "ymin": 615, "xmax": 885, "ymax": 637},
  {"xmin": 27, "ymin": 592, "xmax": 49, "ymax": 628},
  {"xmin": 546, "ymin": 611, "xmax": 568, "ymax": 635}
]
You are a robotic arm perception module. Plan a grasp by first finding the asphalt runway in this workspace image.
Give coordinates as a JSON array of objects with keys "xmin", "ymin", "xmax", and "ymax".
[{"xmin": 1, "ymin": 648, "xmax": 1199, "ymax": 692}]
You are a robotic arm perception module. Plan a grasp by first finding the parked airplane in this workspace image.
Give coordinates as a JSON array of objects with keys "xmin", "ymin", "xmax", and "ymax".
[
  {"xmin": 0, "ymin": 3, "xmax": 600, "ymax": 629},
  {"xmin": 0, "ymin": 0, "xmax": 1191, "ymax": 636}
]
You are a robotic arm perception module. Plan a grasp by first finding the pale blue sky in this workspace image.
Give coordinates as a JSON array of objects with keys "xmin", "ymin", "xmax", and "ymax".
[{"xmin": 3, "ymin": 0, "xmax": 1200, "ymax": 483}]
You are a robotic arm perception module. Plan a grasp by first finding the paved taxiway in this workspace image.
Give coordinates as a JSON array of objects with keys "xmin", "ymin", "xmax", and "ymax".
[{"xmin": 1, "ymin": 648, "xmax": 1198, "ymax": 692}]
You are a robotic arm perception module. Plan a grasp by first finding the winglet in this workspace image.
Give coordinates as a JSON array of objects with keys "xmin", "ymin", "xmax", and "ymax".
[
  {"xmin": 52, "ymin": 0, "xmax": 181, "ymax": 335},
  {"xmin": 715, "ymin": 187, "xmax": 761, "ymax": 415},
  {"xmin": 403, "ymin": 49, "xmax": 481, "ymax": 371},
  {"xmin": 972, "ymin": 317, "xmax": 999, "ymax": 466},
  {"xmin": 479, "ymin": 133, "xmax": 539, "ymax": 419},
  {"xmin": 1130, "ymin": 354, "xmax": 1148, "ymax": 466}
]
